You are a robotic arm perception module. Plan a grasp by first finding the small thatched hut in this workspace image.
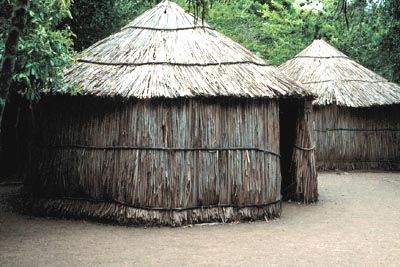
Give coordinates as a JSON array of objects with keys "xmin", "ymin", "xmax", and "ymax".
[
  {"xmin": 280, "ymin": 39, "xmax": 400, "ymax": 171},
  {"xmin": 26, "ymin": 1, "xmax": 316, "ymax": 226}
]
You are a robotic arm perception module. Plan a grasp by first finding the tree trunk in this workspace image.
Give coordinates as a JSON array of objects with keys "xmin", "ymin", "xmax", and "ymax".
[{"xmin": 0, "ymin": 0, "xmax": 29, "ymax": 164}]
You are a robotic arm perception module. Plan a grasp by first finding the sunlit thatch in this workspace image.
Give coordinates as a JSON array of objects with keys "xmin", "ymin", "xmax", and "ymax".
[
  {"xmin": 63, "ymin": 1, "xmax": 311, "ymax": 99},
  {"xmin": 279, "ymin": 39, "xmax": 400, "ymax": 107}
]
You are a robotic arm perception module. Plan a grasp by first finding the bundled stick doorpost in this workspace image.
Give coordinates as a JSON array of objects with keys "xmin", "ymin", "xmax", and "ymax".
[{"xmin": 288, "ymin": 101, "xmax": 318, "ymax": 203}]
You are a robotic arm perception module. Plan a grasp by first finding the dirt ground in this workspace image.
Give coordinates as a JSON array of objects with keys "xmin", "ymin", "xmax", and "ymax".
[{"xmin": 1, "ymin": 172, "xmax": 400, "ymax": 267}]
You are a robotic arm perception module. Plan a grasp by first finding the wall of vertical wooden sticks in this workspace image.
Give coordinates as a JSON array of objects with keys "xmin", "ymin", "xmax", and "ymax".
[
  {"xmin": 26, "ymin": 96, "xmax": 283, "ymax": 226},
  {"xmin": 314, "ymin": 104, "xmax": 400, "ymax": 171}
]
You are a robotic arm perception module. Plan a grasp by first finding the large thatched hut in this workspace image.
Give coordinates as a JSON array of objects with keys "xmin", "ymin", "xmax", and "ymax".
[
  {"xmin": 26, "ymin": 1, "xmax": 316, "ymax": 226},
  {"xmin": 280, "ymin": 39, "xmax": 400, "ymax": 171}
]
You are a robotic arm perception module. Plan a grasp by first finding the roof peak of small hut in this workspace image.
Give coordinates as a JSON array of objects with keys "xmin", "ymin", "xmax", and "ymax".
[
  {"xmin": 295, "ymin": 39, "xmax": 349, "ymax": 59},
  {"xmin": 124, "ymin": 0, "xmax": 210, "ymax": 30},
  {"xmin": 63, "ymin": 1, "xmax": 312, "ymax": 99},
  {"xmin": 279, "ymin": 39, "xmax": 400, "ymax": 107}
]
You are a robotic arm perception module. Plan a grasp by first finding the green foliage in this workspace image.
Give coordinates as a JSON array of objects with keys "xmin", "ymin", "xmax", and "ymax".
[
  {"xmin": 207, "ymin": 0, "xmax": 400, "ymax": 83},
  {"xmin": 260, "ymin": 0, "xmax": 327, "ymax": 65},
  {"xmin": 0, "ymin": 0, "xmax": 76, "ymax": 102},
  {"xmin": 326, "ymin": 1, "xmax": 382, "ymax": 72},
  {"xmin": 378, "ymin": 0, "xmax": 400, "ymax": 82},
  {"xmin": 0, "ymin": 0, "xmax": 13, "ymax": 34},
  {"xmin": 68, "ymin": 0, "xmax": 155, "ymax": 51},
  {"xmin": 207, "ymin": 0, "xmax": 334, "ymax": 64},
  {"xmin": 207, "ymin": 0, "xmax": 268, "ymax": 58},
  {"xmin": 326, "ymin": 0, "xmax": 400, "ymax": 83}
]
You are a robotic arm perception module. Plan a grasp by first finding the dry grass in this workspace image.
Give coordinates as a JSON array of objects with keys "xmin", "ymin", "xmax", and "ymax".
[
  {"xmin": 279, "ymin": 39, "xmax": 400, "ymax": 107},
  {"xmin": 62, "ymin": 1, "xmax": 311, "ymax": 99}
]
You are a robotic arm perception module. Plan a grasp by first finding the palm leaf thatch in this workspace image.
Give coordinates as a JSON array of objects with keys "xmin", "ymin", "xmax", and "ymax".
[
  {"xmin": 279, "ymin": 39, "xmax": 400, "ymax": 107},
  {"xmin": 63, "ymin": 0, "xmax": 311, "ymax": 99}
]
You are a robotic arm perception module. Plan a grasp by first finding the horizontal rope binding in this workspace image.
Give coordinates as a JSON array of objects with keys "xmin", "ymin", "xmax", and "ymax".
[
  {"xmin": 314, "ymin": 128, "xmax": 400, "ymax": 132},
  {"xmin": 39, "ymin": 195, "xmax": 282, "ymax": 212},
  {"xmin": 295, "ymin": 55, "xmax": 349, "ymax": 59},
  {"xmin": 303, "ymin": 79, "xmax": 386, "ymax": 85},
  {"xmin": 43, "ymin": 144, "xmax": 281, "ymax": 158},
  {"xmin": 294, "ymin": 144, "xmax": 316, "ymax": 151},
  {"xmin": 77, "ymin": 59, "xmax": 270, "ymax": 67},
  {"xmin": 122, "ymin": 25, "xmax": 213, "ymax": 31}
]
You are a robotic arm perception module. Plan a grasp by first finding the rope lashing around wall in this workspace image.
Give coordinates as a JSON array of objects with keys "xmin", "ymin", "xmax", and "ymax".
[
  {"xmin": 122, "ymin": 25, "xmax": 214, "ymax": 31},
  {"xmin": 39, "ymin": 196, "xmax": 282, "ymax": 212},
  {"xmin": 320, "ymin": 160, "xmax": 399, "ymax": 163},
  {"xmin": 295, "ymin": 55, "xmax": 349, "ymax": 59},
  {"xmin": 44, "ymin": 144, "xmax": 281, "ymax": 158},
  {"xmin": 314, "ymin": 128, "xmax": 400, "ymax": 132},
  {"xmin": 303, "ymin": 79, "xmax": 386, "ymax": 84},
  {"xmin": 294, "ymin": 144, "xmax": 316, "ymax": 151},
  {"xmin": 77, "ymin": 59, "xmax": 271, "ymax": 67},
  {"xmin": 0, "ymin": 181, "xmax": 23, "ymax": 187}
]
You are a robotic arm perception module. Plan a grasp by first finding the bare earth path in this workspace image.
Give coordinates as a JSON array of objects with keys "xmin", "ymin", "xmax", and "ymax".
[{"xmin": 1, "ymin": 172, "xmax": 400, "ymax": 267}]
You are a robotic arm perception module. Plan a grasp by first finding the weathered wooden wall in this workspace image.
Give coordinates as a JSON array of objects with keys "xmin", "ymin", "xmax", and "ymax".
[
  {"xmin": 26, "ymin": 96, "xmax": 282, "ymax": 225},
  {"xmin": 314, "ymin": 104, "xmax": 400, "ymax": 170}
]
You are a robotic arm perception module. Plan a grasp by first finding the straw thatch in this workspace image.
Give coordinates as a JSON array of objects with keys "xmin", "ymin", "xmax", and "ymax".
[
  {"xmin": 280, "ymin": 39, "xmax": 400, "ymax": 170},
  {"xmin": 62, "ymin": 0, "xmax": 310, "ymax": 99},
  {"xmin": 279, "ymin": 39, "xmax": 400, "ymax": 107}
]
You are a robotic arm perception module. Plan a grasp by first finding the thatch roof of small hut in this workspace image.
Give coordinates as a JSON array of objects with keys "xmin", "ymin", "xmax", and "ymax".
[
  {"xmin": 64, "ymin": 0, "xmax": 311, "ymax": 99},
  {"xmin": 279, "ymin": 39, "xmax": 400, "ymax": 107}
]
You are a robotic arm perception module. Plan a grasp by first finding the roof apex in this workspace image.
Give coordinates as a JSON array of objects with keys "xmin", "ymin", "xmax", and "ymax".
[
  {"xmin": 123, "ymin": 0, "xmax": 210, "ymax": 30},
  {"xmin": 295, "ymin": 39, "xmax": 348, "ymax": 59}
]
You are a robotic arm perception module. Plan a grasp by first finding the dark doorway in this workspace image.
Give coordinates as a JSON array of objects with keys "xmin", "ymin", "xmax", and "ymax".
[
  {"xmin": 279, "ymin": 99, "xmax": 301, "ymax": 199},
  {"xmin": 0, "ymin": 93, "xmax": 31, "ymax": 182}
]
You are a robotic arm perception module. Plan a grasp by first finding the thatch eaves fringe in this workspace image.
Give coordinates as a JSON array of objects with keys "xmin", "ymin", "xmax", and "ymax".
[
  {"xmin": 30, "ymin": 198, "xmax": 282, "ymax": 227},
  {"xmin": 279, "ymin": 39, "xmax": 400, "ymax": 107},
  {"xmin": 63, "ymin": 1, "xmax": 311, "ymax": 99}
]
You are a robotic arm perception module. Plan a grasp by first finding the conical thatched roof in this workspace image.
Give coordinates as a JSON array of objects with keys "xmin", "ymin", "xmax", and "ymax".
[
  {"xmin": 64, "ymin": 1, "xmax": 310, "ymax": 99},
  {"xmin": 279, "ymin": 39, "xmax": 400, "ymax": 107}
]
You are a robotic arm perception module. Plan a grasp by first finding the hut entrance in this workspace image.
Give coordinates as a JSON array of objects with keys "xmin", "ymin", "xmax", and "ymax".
[
  {"xmin": 0, "ymin": 92, "xmax": 31, "ymax": 181},
  {"xmin": 279, "ymin": 99, "xmax": 299, "ymax": 198},
  {"xmin": 279, "ymin": 99, "xmax": 318, "ymax": 203}
]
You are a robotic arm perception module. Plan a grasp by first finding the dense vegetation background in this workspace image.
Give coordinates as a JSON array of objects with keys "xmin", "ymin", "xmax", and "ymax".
[{"xmin": 0, "ymin": 0, "xmax": 399, "ymax": 103}]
